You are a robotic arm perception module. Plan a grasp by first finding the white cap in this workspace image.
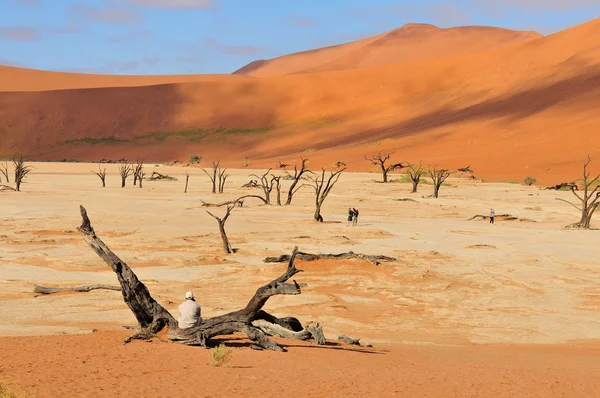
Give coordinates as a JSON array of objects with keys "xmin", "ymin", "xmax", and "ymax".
[{"xmin": 185, "ymin": 291, "xmax": 194, "ymax": 299}]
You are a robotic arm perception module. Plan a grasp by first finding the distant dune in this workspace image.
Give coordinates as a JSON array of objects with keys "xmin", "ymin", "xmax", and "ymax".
[
  {"xmin": 234, "ymin": 24, "xmax": 541, "ymax": 77},
  {"xmin": 0, "ymin": 65, "xmax": 244, "ymax": 92},
  {"xmin": 1, "ymin": 18, "xmax": 599, "ymax": 184}
]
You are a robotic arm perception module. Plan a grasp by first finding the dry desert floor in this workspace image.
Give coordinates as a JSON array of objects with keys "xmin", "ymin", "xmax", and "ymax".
[{"xmin": 1, "ymin": 162, "xmax": 599, "ymax": 397}]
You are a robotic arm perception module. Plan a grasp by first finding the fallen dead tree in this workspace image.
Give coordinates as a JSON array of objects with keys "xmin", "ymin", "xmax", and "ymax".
[
  {"xmin": 149, "ymin": 171, "xmax": 177, "ymax": 181},
  {"xmin": 241, "ymin": 179, "xmax": 260, "ymax": 188},
  {"xmin": 469, "ymin": 214, "xmax": 536, "ymax": 222},
  {"xmin": 545, "ymin": 182, "xmax": 578, "ymax": 191},
  {"xmin": 0, "ymin": 184, "xmax": 16, "ymax": 192},
  {"xmin": 76, "ymin": 206, "xmax": 326, "ymax": 351},
  {"xmin": 200, "ymin": 194, "xmax": 268, "ymax": 207},
  {"xmin": 263, "ymin": 251, "xmax": 396, "ymax": 266},
  {"xmin": 34, "ymin": 284, "xmax": 120, "ymax": 295}
]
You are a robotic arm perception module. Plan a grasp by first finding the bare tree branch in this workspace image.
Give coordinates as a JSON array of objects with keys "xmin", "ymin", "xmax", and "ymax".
[
  {"xmin": 309, "ymin": 167, "xmax": 345, "ymax": 222},
  {"xmin": 406, "ymin": 162, "xmax": 426, "ymax": 193},
  {"xmin": 365, "ymin": 152, "xmax": 406, "ymax": 183},
  {"xmin": 92, "ymin": 164, "xmax": 107, "ymax": 187},
  {"xmin": 428, "ymin": 168, "xmax": 451, "ymax": 198},
  {"xmin": 557, "ymin": 155, "xmax": 600, "ymax": 229},
  {"xmin": 284, "ymin": 158, "xmax": 311, "ymax": 205}
]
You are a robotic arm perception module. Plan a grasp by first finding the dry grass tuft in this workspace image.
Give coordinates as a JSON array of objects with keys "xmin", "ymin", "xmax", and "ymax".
[
  {"xmin": 0, "ymin": 382, "xmax": 35, "ymax": 398},
  {"xmin": 210, "ymin": 344, "xmax": 233, "ymax": 367}
]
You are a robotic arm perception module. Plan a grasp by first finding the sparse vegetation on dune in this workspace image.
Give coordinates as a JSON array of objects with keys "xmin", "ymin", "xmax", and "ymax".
[{"xmin": 523, "ymin": 176, "xmax": 537, "ymax": 186}]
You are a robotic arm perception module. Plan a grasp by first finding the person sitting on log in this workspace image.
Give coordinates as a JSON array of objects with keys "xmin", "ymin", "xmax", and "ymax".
[{"xmin": 177, "ymin": 291, "xmax": 203, "ymax": 329}]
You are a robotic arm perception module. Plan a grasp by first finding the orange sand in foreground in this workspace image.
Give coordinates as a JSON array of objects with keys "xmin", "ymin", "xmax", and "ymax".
[{"xmin": 1, "ymin": 331, "xmax": 600, "ymax": 398}]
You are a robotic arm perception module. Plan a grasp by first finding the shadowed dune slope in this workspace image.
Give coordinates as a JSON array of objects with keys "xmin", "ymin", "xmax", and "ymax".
[
  {"xmin": 233, "ymin": 24, "xmax": 541, "ymax": 77},
  {"xmin": 0, "ymin": 19, "xmax": 599, "ymax": 184}
]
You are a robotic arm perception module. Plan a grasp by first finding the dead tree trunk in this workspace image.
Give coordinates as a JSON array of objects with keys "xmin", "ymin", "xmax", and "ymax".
[
  {"xmin": 133, "ymin": 160, "xmax": 144, "ymax": 186},
  {"xmin": 206, "ymin": 204, "xmax": 235, "ymax": 254},
  {"xmin": 118, "ymin": 161, "xmax": 133, "ymax": 188},
  {"xmin": 309, "ymin": 167, "xmax": 345, "ymax": 222},
  {"xmin": 76, "ymin": 206, "xmax": 325, "ymax": 350},
  {"xmin": 407, "ymin": 162, "xmax": 426, "ymax": 193},
  {"xmin": 251, "ymin": 169, "xmax": 274, "ymax": 204},
  {"xmin": 0, "ymin": 161, "xmax": 9, "ymax": 183},
  {"xmin": 556, "ymin": 155, "xmax": 600, "ymax": 229},
  {"xmin": 272, "ymin": 175, "xmax": 282, "ymax": 206},
  {"xmin": 428, "ymin": 168, "xmax": 451, "ymax": 198},
  {"xmin": 285, "ymin": 158, "xmax": 311, "ymax": 205},
  {"xmin": 184, "ymin": 172, "xmax": 190, "ymax": 193},
  {"xmin": 202, "ymin": 160, "xmax": 219, "ymax": 194},
  {"xmin": 218, "ymin": 168, "xmax": 228, "ymax": 193},
  {"xmin": 13, "ymin": 154, "xmax": 32, "ymax": 192},
  {"xmin": 138, "ymin": 170, "xmax": 145, "ymax": 188},
  {"xmin": 365, "ymin": 152, "xmax": 406, "ymax": 183},
  {"xmin": 93, "ymin": 165, "xmax": 107, "ymax": 187}
]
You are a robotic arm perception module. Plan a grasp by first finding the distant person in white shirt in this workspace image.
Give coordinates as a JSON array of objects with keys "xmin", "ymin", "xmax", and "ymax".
[
  {"xmin": 178, "ymin": 291, "xmax": 203, "ymax": 329},
  {"xmin": 490, "ymin": 209, "xmax": 495, "ymax": 224}
]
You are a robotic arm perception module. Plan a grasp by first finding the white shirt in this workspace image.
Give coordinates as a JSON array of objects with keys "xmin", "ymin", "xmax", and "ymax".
[{"xmin": 177, "ymin": 299, "xmax": 203, "ymax": 329}]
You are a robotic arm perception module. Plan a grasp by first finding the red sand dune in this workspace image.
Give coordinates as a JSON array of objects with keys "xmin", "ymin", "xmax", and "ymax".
[
  {"xmin": 1, "ymin": 18, "xmax": 599, "ymax": 184},
  {"xmin": 234, "ymin": 24, "xmax": 541, "ymax": 77}
]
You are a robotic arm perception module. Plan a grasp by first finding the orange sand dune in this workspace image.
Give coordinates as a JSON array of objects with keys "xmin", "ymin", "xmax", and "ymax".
[
  {"xmin": 0, "ymin": 18, "xmax": 599, "ymax": 184},
  {"xmin": 235, "ymin": 24, "xmax": 541, "ymax": 77},
  {"xmin": 1, "ymin": 331, "xmax": 599, "ymax": 397},
  {"xmin": 0, "ymin": 65, "xmax": 245, "ymax": 92}
]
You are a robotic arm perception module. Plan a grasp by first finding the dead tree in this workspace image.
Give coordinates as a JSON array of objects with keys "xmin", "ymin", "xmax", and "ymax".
[
  {"xmin": 138, "ymin": 169, "xmax": 145, "ymax": 188},
  {"xmin": 92, "ymin": 165, "xmax": 107, "ymax": 187},
  {"xmin": 309, "ymin": 167, "xmax": 345, "ymax": 222},
  {"xmin": 0, "ymin": 161, "xmax": 9, "ymax": 183},
  {"xmin": 284, "ymin": 158, "xmax": 311, "ymax": 205},
  {"xmin": 458, "ymin": 166, "xmax": 473, "ymax": 173},
  {"xmin": 206, "ymin": 204, "xmax": 236, "ymax": 254},
  {"xmin": 149, "ymin": 172, "xmax": 177, "ymax": 181},
  {"xmin": 545, "ymin": 182, "xmax": 578, "ymax": 191},
  {"xmin": 428, "ymin": 168, "xmax": 451, "ymax": 198},
  {"xmin": 241, "ymin": 179, "xmax": 260, "ymax": 188},
  {"xmin": 133, "ymin": 160, "xmax": 144, "ymax": 186},
  {"xmin": 264, "ymin": 251, "xmax": 396, "ymax": 266},
  {"xmin": 34, "ymin": 284, "xmax": 120, "ymax": 295},
  {"xmin": 13, "ymin": 154, "xmax": 32, "ymax": 192},
  {"xmin": 218, "ymin": 168, "xmax": 228, "ymax": 194},
  {"xmin": 118, "ymin": 161, "xmax": 133, "ymax": 188},
  {"xmin": 407, "ymin": 162, "xmax": 426, "ymax": 193},
  {"xmin": 251, "ymin": 169, "xmax": 274, "ymax": 204},
  {"xmin": 184, "ymin": 172, "xmax": 190, "ymax": 193},
  {"xmin": 202, "ymin": 160, "xmax": 220, "ymax": 194},
  {"xmin": 0, "ymin": 184, "xmax": 16, "ymax": 192},
  {"xmin": 556, "ymin": 155, "xmax": 600, "ymax": 229},
  {"xmin": 272, "ymin": 175, "xmax": 282, "ymax": 206},
  {"xmin": 76, "ymin": 206, "xmax": 325, "ymax": 350},
  {"xmin": 365, "ymin": 152, "xmax": 406, "ymax": 183}
]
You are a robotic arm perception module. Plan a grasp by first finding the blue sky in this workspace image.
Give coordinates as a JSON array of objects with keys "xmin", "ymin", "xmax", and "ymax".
[{"xmin": 1, "ymin": 0, "xmax": 598, "ymax": 75}]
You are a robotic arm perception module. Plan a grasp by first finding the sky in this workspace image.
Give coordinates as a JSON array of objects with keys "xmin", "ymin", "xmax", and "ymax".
[{"xmin": 0, "ymin": 0, "xmax": 598, "ymax": 75}]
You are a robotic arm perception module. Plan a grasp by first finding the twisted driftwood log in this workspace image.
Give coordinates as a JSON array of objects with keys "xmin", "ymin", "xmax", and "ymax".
[
  {"xmin": 264, "ymin": 251, "xmax": 396, "ymax": 266},
  {"xmin": 34, "ymin": 284, "xmax": 120, "ymax": 295},
  {"xmin": 76, "ymin": 205, "xmax": 325, "ymax": 351}
]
